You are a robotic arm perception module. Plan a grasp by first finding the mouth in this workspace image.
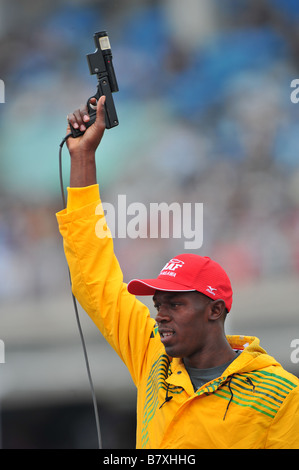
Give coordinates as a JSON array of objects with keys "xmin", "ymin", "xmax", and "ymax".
[{"xmin": 159, "ymin": 329, "xmax": 175, "ymax": 344}]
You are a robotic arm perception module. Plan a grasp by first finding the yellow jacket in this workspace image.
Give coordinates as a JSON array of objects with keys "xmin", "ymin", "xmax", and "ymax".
[{"xmin": 57, "ymin": 185, "xmax": 299, "ymax": 449}]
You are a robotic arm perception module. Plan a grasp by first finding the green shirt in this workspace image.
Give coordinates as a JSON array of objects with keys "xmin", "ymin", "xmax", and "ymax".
[{"xmin": 185, "ymin": 351, "xmax": 241, "ymax": 391}]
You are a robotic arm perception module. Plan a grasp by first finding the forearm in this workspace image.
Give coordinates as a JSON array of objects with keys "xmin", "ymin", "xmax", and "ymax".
[{"xmin": 70, "ymin": 150, "xmax": 97, "ymax": 187}]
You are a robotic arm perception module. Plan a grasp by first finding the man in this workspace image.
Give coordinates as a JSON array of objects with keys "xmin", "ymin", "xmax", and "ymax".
[{"xmin": 57, "ymin": 97, "xmax": 299, "ymax": 449}]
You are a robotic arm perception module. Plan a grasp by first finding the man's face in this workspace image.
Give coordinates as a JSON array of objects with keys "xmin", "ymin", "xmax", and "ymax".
[{"xmin": 153, "ymin": 290, "xmax": 212, "ymax": 368}]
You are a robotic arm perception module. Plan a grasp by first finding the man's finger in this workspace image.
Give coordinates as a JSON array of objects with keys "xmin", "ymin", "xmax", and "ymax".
[{"xmin": 96, "ymin": 95, "xmax": 106, "ymax": 127}]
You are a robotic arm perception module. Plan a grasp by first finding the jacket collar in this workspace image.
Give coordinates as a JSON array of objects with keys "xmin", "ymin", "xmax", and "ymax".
[{"xmin": 164, "ymin": 335, "xmax": 277, "ymax": 396}]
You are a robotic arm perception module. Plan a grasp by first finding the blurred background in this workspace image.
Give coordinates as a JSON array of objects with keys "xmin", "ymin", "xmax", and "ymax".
[{"xmin": 0, "ymin": 0, "xmax": 298, "ymax": 449}]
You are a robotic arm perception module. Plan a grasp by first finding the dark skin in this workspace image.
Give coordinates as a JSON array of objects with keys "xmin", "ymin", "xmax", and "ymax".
[
  {"xmin": 154, "ymin": 290, "xmax": 235, "ymax": 369},
  {"xmin": 66, "ymin": 99, "xmax": 235, "ymax": 370}
]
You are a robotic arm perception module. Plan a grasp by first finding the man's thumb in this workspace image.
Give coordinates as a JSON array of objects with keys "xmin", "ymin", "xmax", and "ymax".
[{"xmin": 96, "ymin": 95, "xmax": 106, "ymax": 127}]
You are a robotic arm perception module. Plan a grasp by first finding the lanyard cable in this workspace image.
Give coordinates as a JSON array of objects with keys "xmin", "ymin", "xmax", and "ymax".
[{"xmin": 59, "ymin": 134, "xmax": 102, "ymax": 450}]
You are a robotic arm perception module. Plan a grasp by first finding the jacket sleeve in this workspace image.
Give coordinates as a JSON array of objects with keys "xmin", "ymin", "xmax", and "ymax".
[
  {"xmin": 56, "ymin": 185, "xmax": 156, "ymax": 387},
  {"xmin": 265, "ymin": 385, "xmax": 299, "ymax": 449}
]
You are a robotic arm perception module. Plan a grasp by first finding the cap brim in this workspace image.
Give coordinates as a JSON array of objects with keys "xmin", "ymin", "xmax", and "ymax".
[{"xmin": 127, "ymin": 278, "xmax": 196, "ymax": 296}]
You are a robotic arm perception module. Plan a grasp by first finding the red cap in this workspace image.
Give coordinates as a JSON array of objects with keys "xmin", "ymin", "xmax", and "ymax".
[{"xmin": 127, "ymin": 254, "xmax": 233, "ymax": 312}]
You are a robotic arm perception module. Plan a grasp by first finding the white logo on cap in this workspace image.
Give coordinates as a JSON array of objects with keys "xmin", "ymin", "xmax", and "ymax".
[
  {"xmin": 206, "ymin": 286, "xmax": 217, "ymax": 296},
  {"xmin": 160, "ymin": 259, "xmax": 184, "ymax": 277}
]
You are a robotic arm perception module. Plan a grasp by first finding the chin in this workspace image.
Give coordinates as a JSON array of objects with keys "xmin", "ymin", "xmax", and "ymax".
[{"xmin": 163, "ymin": 346, "xmax": 180, "ymax": 358}]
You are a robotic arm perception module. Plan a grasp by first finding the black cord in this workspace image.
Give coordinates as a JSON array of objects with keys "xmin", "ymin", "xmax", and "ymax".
[
  {"xmin": 59, "ymin": 133, "xmax": 72, "ymax": 208},
  {"xmin": 159, "ymin": 384, "xmax": 173, "ymax": 409},
  {"xmin": 59, "ymin": 134, "xmax": 102, "ymax": 449}
]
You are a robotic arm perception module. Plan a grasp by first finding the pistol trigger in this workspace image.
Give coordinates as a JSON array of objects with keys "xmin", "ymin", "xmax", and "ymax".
[{"xmin": 87, "ymin": 96, "xmax": 98, "ymax": 113}]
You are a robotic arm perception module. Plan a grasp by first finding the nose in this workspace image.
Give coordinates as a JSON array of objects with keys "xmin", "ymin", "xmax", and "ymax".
[{"xmin": 155, "ymin": 305, "xmax": 171, "ymax": 324}]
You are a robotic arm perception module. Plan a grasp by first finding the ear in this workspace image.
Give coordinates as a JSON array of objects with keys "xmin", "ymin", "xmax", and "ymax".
[{"xmin": 208, "ymin": 299, "xmax": 226, "ymax": 321}]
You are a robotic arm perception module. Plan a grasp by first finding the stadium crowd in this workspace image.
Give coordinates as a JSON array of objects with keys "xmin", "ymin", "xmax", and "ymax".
[{"xmin": 0, "ymin": 0, "xmax": 299, "ymax": 300}]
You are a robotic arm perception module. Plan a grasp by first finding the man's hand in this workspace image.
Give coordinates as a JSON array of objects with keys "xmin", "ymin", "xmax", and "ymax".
[
  {"xmin": 66, "ymin": 95, "xmax": 106, "ymax": 155},
  {"xmin": 66, "ymin": 96, "xmax": 106, "ymax": 187}
]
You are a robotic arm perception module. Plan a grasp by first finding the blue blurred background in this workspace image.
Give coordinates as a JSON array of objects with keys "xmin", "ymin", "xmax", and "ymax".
[{"xmin": 0, "ymin": 0, "xmax": 298, "ymax": 448}]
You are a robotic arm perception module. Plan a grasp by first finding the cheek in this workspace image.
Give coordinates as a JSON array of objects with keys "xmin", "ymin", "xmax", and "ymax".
[
  {"xmin": 181, "ymin": 316, "xmax": 206, "ymax": 342},
  {"xmin": 179, "ymin": 320, "xmax": 202, "ymax": 343},
  {"xmin": 175, "ymin": 305, "xmax": 207, "ymax": 338}
]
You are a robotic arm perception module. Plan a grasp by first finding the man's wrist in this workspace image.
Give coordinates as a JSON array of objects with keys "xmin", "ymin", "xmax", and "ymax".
[{"xmin": 70, "ymin": 148, "xmax": 96, "ymax": 162}]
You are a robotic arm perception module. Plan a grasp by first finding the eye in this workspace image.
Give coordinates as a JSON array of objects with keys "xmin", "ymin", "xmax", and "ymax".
[
  {"xmin": 170, "ymin": 303, "xmax": 181, "ymax": 309},
  {"xmin": 154, "ymin": 303, "xmax": 160, "ymax": 311}
]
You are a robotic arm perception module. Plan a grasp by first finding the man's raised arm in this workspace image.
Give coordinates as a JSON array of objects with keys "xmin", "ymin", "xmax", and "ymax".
[{"xmin": 56, "ymin": 97, "xmax": 156, "ymax": 385}]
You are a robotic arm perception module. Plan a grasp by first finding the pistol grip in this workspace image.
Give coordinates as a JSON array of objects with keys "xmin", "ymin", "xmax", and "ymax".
[
  {"xmin": 69, "ymin": 80, "xmax": 118, "ymax": 138},
  {"xmin": 69, "ymin": 98, "xmax": 97, "ymax": 138}
]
